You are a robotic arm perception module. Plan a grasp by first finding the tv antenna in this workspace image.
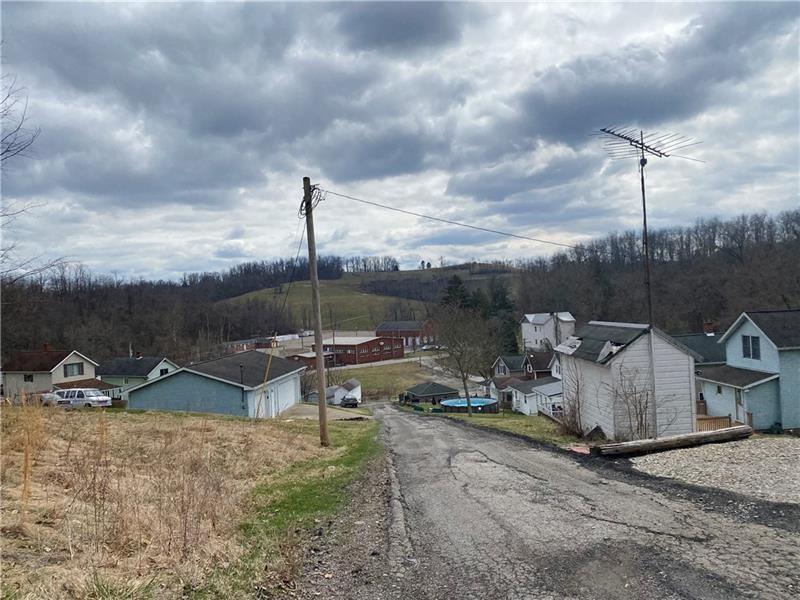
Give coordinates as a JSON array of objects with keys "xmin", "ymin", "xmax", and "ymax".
[{"xmin": 594, "ymin": 126, "xmax": 703, "ymax": 439}]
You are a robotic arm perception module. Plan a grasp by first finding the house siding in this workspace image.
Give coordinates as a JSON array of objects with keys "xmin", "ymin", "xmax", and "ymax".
[
  {"xmin": 3, "ymin": 372, "xmax": 54, "ymax": 399},
  {"xmin": 562, "ymin": 332, "xmax": 695, "ymax": 441},
  {"xmin": 128, "ymin": 371, "xmax": 247, "ymax": 416},
  {"xmin": 701, "ymin": 380, "xmax": 737, "ymax": 421},
  {"xmin": 746, "ymin": 380, "xmax": 781, "ymax": 430},
  {"xmin": 562, "ymin": 355, "xmax": 615, "ymax": 438},
  {"xmin": 724, "ymin": 319, "xmax": 780, "ymax": 373},
  {"xmin": 778, "ymin": 350, "xmax": 800, "ymax": 428},
  {"xmin": 51, "ymin": 353, "xmax": 97, "ymax": 385},
  {"xmin": 521, "ymin": 318, "xmax": 576, "ymax": 351}
]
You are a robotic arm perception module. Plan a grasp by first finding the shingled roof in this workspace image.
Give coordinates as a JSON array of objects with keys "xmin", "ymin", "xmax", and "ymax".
[
  {"xmin": 557, "ymin": 321, "xmax": 700, "ymax": 364},
  {"xmin": 2, "ymin": 349, "xmax": 95, "ymax": 372},
  {"xmin": 745, "ymin": 310, "xmax": 800, "ymax": 349},
  {"xmin": 188, "ymin": 351, "xmax": 304, "ymax": 388},
  {"xmin": 97, "ymin": 357, "xmax": 167, "ymax": 377},
  {"xmin": 671, "ymin": 333, "xmax": 726, "ymax": 364},
  {"xmin": 695, "ymin": 365, "xmax": 779, "ymax": 389},
  {"xmin": 406, "ymin": 381, "xmax": 459, "ymax": 397}
]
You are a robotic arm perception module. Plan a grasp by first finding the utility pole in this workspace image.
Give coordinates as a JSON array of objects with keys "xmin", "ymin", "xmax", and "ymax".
[
  {"xmin": 596, "ymin": 126, "xmax": 703, "ymax": 439},
  {"xmin": 303, "ymin": 176, "xmax": 330, "ymax": 447}
]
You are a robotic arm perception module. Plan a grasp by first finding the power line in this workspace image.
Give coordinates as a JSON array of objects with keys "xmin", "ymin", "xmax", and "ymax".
[{"xmin": 321, "ymin": 189, "xmax": 577, "ymax": 250}]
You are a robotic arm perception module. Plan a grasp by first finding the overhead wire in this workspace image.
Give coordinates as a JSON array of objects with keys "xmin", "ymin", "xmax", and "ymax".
[{"xmin": 320, "ymin": 189, "xmax": 577, "ymax": 250}]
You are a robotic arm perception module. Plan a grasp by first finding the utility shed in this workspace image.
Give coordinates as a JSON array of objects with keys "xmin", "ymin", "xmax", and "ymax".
[
  {"xmin": 127, "ymin": 351, "xmax": 304, "ymax": 418},
  {"xmin": 556, "ymin": 321, "xmax": 700, "ymax": 441}
]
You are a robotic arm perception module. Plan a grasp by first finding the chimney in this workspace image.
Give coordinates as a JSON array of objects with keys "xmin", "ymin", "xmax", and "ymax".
[
  {"xmin": 42, "ymin": 343, "xmax": 53, "ymax": 352},
  {"xmin": 702, "ymin": 320, "xmax": 715, "ymax": 335},
  {"xmin": 135, "ymin": 351, "xmax": 143, "ymax": 359}
]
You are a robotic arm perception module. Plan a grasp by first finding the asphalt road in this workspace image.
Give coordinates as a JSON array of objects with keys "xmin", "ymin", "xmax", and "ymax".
[{"xmin": 300, "ymin": 406, "xmax": 800, "ymax": 600}]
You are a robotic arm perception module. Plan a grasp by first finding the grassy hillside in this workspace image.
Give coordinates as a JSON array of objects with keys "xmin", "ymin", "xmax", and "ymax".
[{"xmin": 226, "ymin": 273, "xmax": 433, "ymax": 330}]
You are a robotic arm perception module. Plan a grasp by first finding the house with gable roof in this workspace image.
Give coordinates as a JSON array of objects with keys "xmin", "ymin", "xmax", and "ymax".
[
  {"xmin": 556, "ymin": 321, "xmax": 700, "ymax": 441},
  {"xmin": 520, "ymin": 312, "xmax": 575, "ymax": 351},
  {"xmin": 2, "ymin": 346, "xmax": 101, "ymax": 401},
  {"xmin": 695, "ymin": 309, "xmax": 800, "ymax": 431},
  {"xmin": 97, "ymin": 354, "xmax": 179, "ymax": 398}
]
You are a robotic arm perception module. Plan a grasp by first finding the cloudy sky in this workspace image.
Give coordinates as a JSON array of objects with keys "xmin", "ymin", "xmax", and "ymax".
[{"xmin": 2, "ymin": 2, "xmax": 798, "ymax": 279}]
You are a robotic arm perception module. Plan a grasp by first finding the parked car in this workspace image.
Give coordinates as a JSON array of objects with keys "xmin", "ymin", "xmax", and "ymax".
[
  {"xmin": 56, "ymin": 388, "xmax": 112, "ymax": 408},
  {"xmin": 299, "ymin": 329, "xmax": 314, "ymax": 337},
  {"xmin": 340, "ymin": 395, "xmax": 359, "ymax": 408},
  {"xmin": 41, "ymin": 390, "xmax": 71, "ymax": 406}
]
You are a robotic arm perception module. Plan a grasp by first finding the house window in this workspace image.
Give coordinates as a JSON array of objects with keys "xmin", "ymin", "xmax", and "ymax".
[
  {"xmin": 124, "ymin": 378, "xmax": 129, "ymax": 384},
  {"xmin": 526, "ymin": 365, "xmax": 533, "ymax": 373},
  {"xmin": 498, "ymin": 365, "xmax": 506, "ymax": 375},
  {"xmin": 742, "ymin": 335, "xmax": 761, "ymax": 360},
  {"xmin": 63, "ymin": 363, "xmax": 84, "ymax": 378},
  {"xmin": 24, "ymin": 374, "xmax": 34, "ymax": 382},
  {"xmin": 160, "ymin": 368, "xmax": 168, "ymax": 376},
  {"xmin": 716, "ymin": 385, "xmax": 722, "ymax": 395}
]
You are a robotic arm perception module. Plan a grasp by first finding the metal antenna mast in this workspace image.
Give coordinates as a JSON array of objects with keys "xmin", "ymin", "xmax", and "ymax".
[{"xmin": 595, "ymin": 126, "xmax": 703, "ymax": 438}]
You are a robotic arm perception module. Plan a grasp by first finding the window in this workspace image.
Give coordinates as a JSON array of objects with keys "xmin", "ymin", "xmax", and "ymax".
[
  {"xmin": 24, "ymin": 374, "xmax": 34, "ymax": 382},
  {"xmin": 526, "ymin": 364, "xmax": 533, "ymax": 373},
  {"xmin": 63, "ymin": 363, "xmax": 84, "ymax": 378},
  {"xmin": 76, "ymin": 391, "xmax": 85, "ymax": 399},
  {"xmin": 160, "ymin": 368, "xmax": 169, "ymax": 376},
  {"xmin": 742, "ymin": 335, "xmax": 761, "ymax": 360},
  {"xmin": 716, "ymin": 385, "xmax": 722, "ymax": 395}
]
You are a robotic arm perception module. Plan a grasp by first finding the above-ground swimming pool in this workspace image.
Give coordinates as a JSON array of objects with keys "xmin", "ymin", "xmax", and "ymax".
[{"xmin": 440, "ymin": 397, "xmax": 499, "ymax": 414}]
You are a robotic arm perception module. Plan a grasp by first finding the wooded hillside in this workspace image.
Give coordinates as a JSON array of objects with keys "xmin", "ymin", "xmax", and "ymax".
[{"xmin": 2, "ymin": 210, "xmax": 797, "ymax": 364}]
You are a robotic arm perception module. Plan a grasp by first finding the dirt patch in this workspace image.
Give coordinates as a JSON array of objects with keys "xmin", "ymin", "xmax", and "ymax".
[
  {"xmin": 294, "ymin": 453, "xmax": 394, "ymax": 599},
  {"xmin": 0, "ymin": 405, "xmax": 328, "ymax": 597}
]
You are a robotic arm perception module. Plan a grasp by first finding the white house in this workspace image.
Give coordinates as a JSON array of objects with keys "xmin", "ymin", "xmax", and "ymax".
[
  {"xmin": 521, "ymin": 312, "xmax": 575, "ymax": 351},
  {"xmin": 2, "ymin": 347, "xmax": 100, "ymax": 401},
  {"xmin": 341, "ymin": 378, "xmax": 362, "ymax": 403},
  {"xmin": 555, "ymin": 321, "xmax": 700, "ymax": 441},
  {"xmin": 509, "ymin": 377, "xmax": 563, "ymax": 418}
]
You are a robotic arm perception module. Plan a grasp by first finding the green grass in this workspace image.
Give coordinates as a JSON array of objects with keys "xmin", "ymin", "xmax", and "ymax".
[
  {"xmin": 223, "ymin": 273, "xmax": 430, "ymax": 330},
  {"xmin": 190, "ymin": 419, "xmax": 382, "ymax": 598},
  {"xmin": 343, "ymin": 361, "xmax": 433, "ymax": 399}
]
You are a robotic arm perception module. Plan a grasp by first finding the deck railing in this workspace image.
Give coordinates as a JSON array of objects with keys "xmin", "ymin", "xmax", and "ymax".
[{"xmin": 696, "ymin": 415, "xmax": 732, "ymax": 432}]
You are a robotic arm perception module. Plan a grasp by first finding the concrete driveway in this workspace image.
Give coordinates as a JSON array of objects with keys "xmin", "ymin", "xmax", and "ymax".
[
  {"xmin": 280, "ymin": 403, "xmax": 371, "ymax": 420},
  {"xmin": 299, "ymin": 405, "xmax": 800, "ymax": 599}
]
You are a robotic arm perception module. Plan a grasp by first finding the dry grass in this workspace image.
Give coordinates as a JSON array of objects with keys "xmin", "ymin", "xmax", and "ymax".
[{"xmin": 0, "ymin": 402, "xmax": 329, "ymax": 598}]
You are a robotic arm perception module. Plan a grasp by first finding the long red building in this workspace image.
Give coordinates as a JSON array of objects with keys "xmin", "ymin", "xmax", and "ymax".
[{"xmin": 312, "ymin": 336, "xmax": 404, "ymax": 366}]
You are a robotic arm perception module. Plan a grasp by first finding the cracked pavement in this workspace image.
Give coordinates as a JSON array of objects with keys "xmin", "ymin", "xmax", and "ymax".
[{"xmin": 299, "ymin": 406, "xmax": 800, "ymax": 599}]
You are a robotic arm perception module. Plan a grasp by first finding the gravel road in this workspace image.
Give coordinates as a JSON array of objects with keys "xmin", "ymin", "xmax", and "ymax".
[
  {"xmin": 298, "ymin": 406, "xmax": 800, "ymax": 600},
  {"xmin": 631, "ymin": 436, "xmax": 800, "ymax": 504}
]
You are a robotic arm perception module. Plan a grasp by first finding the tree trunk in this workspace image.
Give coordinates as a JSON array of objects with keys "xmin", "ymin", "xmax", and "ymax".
[{"xmin": 462, "ymin": 377, "xmax": 472, "ymax": 416}]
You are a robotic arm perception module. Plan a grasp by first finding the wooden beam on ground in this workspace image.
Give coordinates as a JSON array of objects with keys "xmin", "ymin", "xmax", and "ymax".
[{"xmin": 591, "ymin": 425, "xmax": 753, "ymax": 457}]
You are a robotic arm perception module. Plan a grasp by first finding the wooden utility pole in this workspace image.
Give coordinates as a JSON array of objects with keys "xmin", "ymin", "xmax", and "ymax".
[{"xmin": 303, "ymin": 176, "xmax": 330, "ymax": 447}]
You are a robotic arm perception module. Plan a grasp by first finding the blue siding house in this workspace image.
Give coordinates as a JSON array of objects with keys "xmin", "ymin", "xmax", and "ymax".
[
  {"xmin": 695, "ymin": 310, "xmax": 800, "ymax": 430},
  {"xmin": 127, "ymin": 351, "xmax": 304, "ymax": 418}
]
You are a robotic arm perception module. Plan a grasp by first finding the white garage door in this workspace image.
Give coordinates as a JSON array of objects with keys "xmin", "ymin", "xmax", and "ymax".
[{"xmin": 275, "ymin": 378, "xmax": 297, "ymax": 415}]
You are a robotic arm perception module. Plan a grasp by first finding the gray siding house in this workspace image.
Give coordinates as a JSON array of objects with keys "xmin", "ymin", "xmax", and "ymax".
[
  {"xmin": 696, "ymin": 310, "xmax": 800, "ymax": 430},
  {"xmin": 127, "ymin": 351, "xmax": 304, "ymax": 418},
  {"xmin": 556, "ymin": 321, "xmax": 700, "ymax": 441}
]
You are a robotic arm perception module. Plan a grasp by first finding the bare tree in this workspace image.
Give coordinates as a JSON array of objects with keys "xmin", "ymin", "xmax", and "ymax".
[
  {"xmin": 1, "ymin": 72, "xmax": 60, "ymax": 282},
  {"xmin": 1, "ymin": 74, "xmax": 40, "ymax": 165},
  {"xmin": 560, "ymin": 356, "xmax": 584, "ymax": 435},
  {"xmin": 435, "ymin": 304, "xmax": 500, "ymax": 416},
  {"xmin": 607, "ymin": 365, "xmax": 651, "ymax": 440}
]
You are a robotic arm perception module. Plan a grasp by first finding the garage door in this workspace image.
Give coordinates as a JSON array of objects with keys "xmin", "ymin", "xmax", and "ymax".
[{"xmin": 275, "ymin": 378, "xmax": 297, "ymax": 415}]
